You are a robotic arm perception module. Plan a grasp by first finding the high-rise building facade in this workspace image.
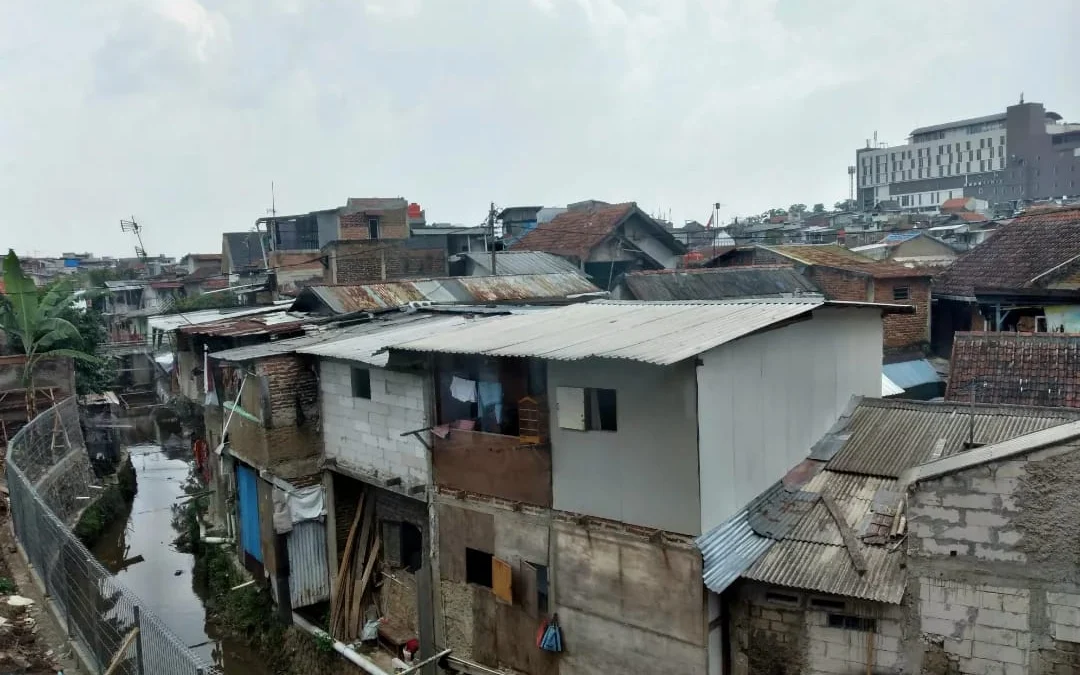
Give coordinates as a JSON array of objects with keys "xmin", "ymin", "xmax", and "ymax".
[{"xmin": 856, "ymin": 101, "xmax": 1080, "ymax": 211}]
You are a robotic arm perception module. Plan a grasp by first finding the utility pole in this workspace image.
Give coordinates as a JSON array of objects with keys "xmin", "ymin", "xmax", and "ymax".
[{"xmin": 489, "ymin": 202, "xmax": 497, "ymax": 275}]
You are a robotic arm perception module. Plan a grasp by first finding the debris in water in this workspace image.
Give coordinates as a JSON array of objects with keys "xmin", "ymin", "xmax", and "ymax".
[
  {"xmin": 5, "ymin": 596, "xmax": 33, "ymax": 607},
  {"xmin": 174, "ymin": 570, "xmax": 183, "ymax": 576}
]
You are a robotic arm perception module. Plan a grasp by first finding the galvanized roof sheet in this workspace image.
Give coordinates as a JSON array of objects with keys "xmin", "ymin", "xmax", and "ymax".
[
  {"xmin": 825, "ymin": 397, "xmax": 1080, "ymax": 478},
  {"xmin": 623, "ymin": 266, "xmax": 821, "ymax": 301},
  {"xmin": 391, "ymin": 298, "xmax": 842, "ymax": 366},
  {"xmin": 882, "ymin": 359, "xmax": 941, "ymax": 389},
  {"xmin": 881, "ymin": 373, "xmax": 904, "ymax": 397},
  {"xmin": 296, "ymin": 314, "xmax": 473, "ymax": 367},
  {"xmin": 696, "ymin": 483, "xmax": 780, "ymax": 594}
]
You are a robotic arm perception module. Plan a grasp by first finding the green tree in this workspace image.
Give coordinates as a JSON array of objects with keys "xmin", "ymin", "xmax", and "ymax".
[
  {"xmin": 789, "ymin": 203, "xmax": 808, "ymax": 216},
  {"xmin": 812, "ymin": 203, "xmax": 825, "ymax": 213},
  {"xmin": 0, "ymin": 250, "xmax": 99, "ymax": 414}
]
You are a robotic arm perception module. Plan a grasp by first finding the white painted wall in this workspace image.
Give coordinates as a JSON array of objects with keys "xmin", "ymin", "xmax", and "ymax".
[
  {"xmin": 549, "ymin": 358, "xmax": 700, "ymax": 535},
  {"xmin": 319, "ymin": 359, "xmax": 429, "ymax": 486},
  {"xmin": 697, "ymin": 307, "xmax": 882, "ymax": 532}
]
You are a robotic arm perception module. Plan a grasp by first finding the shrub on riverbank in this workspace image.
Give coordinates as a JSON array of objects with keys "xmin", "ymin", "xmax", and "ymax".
[{"xmin": 73, "ymin": 454, "xmax": 137, "ymax": 547}]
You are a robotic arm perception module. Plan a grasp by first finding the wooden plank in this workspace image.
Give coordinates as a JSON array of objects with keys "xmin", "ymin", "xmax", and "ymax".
[
  {"xmin": 102, "ymin": 627, "xmax": 140, "ymax": 675},
  {"xmin": 330, "ymin": 492, "xmax": 365, "ymax": 636},
  {"xmin": 822, "ymin": 494, "xmax": 867, "ymax": 574},
  {"xmin": 346, "ymin": 503, "xmax": 376, "ymax": 638},
  {"xmin": 352, "ymin": 534, "xmax": 382, "ymax": 639},
  {"xmin": 492, "ymin": 557, "xmax": 513, "ymax": 604}
]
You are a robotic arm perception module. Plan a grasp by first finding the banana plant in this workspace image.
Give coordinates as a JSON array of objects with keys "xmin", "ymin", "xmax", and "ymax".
[{"xmin": 0, "ymin": 249, "xmax": 99, "ymax": 418}]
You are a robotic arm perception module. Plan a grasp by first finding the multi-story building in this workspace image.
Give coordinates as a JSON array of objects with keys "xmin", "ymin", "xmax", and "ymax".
[{"xmin": 857, "ymin": 100, "xmax": 1080, "ymax": 211}]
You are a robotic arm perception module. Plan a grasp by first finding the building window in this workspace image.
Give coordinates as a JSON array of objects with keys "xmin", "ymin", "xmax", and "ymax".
[
  {"xmin": 988, "ymin": 147, "xmax": 994, "ymax": 159},
  {"xmin": 351, "ymin": 367, "xmax": 372, "ymax": 399},
  {"xmin": 525, "ymin": 562, "xmax": 550, "ymax": 614},
  {"xmin": 587, "ymin": 388, "xmax": 618, "ymax": 431},
  {"xmin": 1000, "ymin": 135, "xmax": 1005, "ymax": 146},
  {"xmin": 466, "ymin": 548, "xmax": 493, "ymax": 587},
  {"xmin": 966, "ymin": 141, "xmax": 972, "ymax": 150},
  {"xmin": 765, "ymin": 592, "xmax": 801, "ymax": 607},
  {"xmin": 957, "ymin": 163, "xmax": 962, "ymax": 173},
  {"xmin": 980, "ymin": 160, "xmax": 985, "ymax": 171},
  {"xmin": 367, "ymin": 217, "xmax": 381, "ymax": 239},
  {"xmin": 400, "ymin": 522, "xmax": 423, "ymax": 572},
  {"xmin": 829, "ymin": 614, "xmax": 877, "ymax": 632},
  {"xmin": 893, "ymin": 286, "xmax": 910, "ymax": 301},
  {"xmin": 938, "ymin": 167, "xmax": 944, "ymax": 177},
  {"xmin": 976, "ymin": 149, "xmax": 982, "ymax": 160},
  {"xmin": 967, "ymin": 162, "xmax": 972, "ymax": 173}
]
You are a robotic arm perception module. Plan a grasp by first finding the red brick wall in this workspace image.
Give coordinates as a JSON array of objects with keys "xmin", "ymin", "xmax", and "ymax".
[
  {"xmin": 329, "ymin": 240, "xmax": 446, "ymax": 284},
  {"xmin": 805, "ymin": 267, "xmax": 871, "ymax": 302},
  {"xmin": 339, "ymin": 207, "xmax": 409, "ymax": 241},
  {"xmin": 873, "ymin": 277, "xmax": 931, "ymax": 349}
]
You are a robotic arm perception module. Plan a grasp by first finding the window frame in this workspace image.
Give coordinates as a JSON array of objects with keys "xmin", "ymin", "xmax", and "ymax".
[
  {"xmin": 368, "ymin": 216, "xmax": 381, "ymax": 239},
  {"xmin": 351, "ymin": 367, "xmax": 372, "ymax": 399},
  {"xmin": 892, "ymin": 286, "xmax": 910, "ymax": 302}
]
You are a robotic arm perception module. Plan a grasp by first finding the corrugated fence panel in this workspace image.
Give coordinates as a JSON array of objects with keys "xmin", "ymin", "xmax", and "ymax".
[{"xmin": 288, "ymin": 520, "xmax": 331, "ymax": 607}]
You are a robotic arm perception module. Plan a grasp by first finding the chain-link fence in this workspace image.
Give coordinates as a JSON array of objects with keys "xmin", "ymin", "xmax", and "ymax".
[{"xmin": 6, "ymin": 398, "xmax": 218, "ymax": 675}]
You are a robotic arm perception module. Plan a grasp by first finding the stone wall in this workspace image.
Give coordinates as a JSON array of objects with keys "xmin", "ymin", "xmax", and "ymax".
[
  {"xmin": 728, "ymin": 582, "xmax": 905, "ymax": 675},
  {"xmin": 320, "ymin": 360, "xmax": 429, "ymax": 489},
  {"xmin": 906, "ymin": 439, "xmax": 1080, "ymax": 675}
]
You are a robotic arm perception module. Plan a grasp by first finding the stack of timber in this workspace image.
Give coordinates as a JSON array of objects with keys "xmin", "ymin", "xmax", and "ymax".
[{"xmin": 329, "ymin": 487, "xmax": 382, "ymax": 641}]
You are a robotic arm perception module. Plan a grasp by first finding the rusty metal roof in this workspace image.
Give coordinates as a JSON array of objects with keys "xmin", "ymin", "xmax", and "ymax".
[
  {"xmin": 293, "ymin": 273, "xmax": 600, "ymax": 315},
  {"xmin": 825, "ymin": 397, "xmax": 1080, "ymax": 478},
  {"xmin": 761, "ymin": 244, "xmax": 931, "ymax": 279},
  {"xmin": 178, "ymin": 311, "xmax": 315, "ymax": 338}
]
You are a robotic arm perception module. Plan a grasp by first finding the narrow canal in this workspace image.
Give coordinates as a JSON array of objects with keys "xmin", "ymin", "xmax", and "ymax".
[{"xmin": 90, "ymin": 438, "xmax": 272, "ymax": 674}]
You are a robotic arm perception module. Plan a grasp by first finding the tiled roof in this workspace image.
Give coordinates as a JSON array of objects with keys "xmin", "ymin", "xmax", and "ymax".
[
  {"xmin": 824, "ymin": 397, "xmax": 1080, "ymax": 478},
  {"xmin": 941, "ymin": 198, "xmax": 968, "ymax": 210},
  {"xmin": 957, "ymin": 212, "xmax": 989, "ymax": 223},
  {"xmin": 623, "ymin": 266, "xmax": 820, "ymax": 301},
  {"xmin": 762, "ymin": 245, "xmax": 930, "ymax": 279},
  {"xmin": 946, "ymin": 332, "xmax": 1080, "ymax": 408},
  {"xmin": 512, "ymin": 203, "xmax": 683, "ymax": 261},
  {"xmin": 933, "ymin": 206, "xmax": 1080, "ymax": 298}
]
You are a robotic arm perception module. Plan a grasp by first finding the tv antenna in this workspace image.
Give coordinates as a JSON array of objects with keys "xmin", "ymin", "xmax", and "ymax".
[{"xmin": 120, "ymin": 216, "xmax": 147, "ymax": 261}]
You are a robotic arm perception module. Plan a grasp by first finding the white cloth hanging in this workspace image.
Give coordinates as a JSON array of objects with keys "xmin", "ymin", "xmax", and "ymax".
[{"xmin": 450, "ymin": 376, "xmax": 477, "ymax": 403}]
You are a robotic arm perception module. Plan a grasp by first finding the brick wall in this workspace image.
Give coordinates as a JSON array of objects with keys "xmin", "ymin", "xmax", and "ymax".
[
  {"xmin": 874, "ymin": 277, "xmax": 931, "ymax": 349},
  {"xmin": 805, "ymin": 267, "xmax": 871, "ymax": 302},
  {"xmin": 320, "ymin": 360, "xmax": 429, "ymax": 488},
  {"xmin": 339, "ymin": 206, "xmax": 408, "ymax": 241},
  {"xmin": 329, "ymin": 240, "xmax": 446, "ymax": 284}
]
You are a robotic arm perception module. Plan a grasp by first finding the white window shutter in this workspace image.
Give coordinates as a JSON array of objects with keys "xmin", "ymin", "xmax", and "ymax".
[{"xmin": 556, "ymin": 386, "xmax": 586, "ymax": 430}]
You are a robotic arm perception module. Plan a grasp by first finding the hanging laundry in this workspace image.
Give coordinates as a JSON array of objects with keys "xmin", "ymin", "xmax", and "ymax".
[
  {"xmin": 477, "ymin": 380, "xmax": 504, "ymax": 425},
  {"xmin": 450, "ymin": 376, "xmax": 477, "ymax": 403}
]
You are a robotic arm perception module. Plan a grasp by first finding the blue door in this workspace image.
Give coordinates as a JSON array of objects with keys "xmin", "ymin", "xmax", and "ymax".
[{"xmin": 236, "ymin": 463, "xmax": 263, "ymax": 562}]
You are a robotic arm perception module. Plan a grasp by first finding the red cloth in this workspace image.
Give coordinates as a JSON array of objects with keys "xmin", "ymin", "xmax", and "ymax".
[{"xmin": 405, "ymin": 639, "xmax": 420, "ymax": 655}]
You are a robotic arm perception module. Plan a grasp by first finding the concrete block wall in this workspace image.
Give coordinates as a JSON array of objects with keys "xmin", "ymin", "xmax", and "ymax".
[
  {"xmin": 906, "ymin": 441, "xmax": 1080, "ymax": 675},
  {"xmin": 729, "ymin": 584, "xmax": 905, "ymax": 675},
  {"xmin": 320, "ymin": 359, "xmax": 429, "ymax": 487},
  {"xmin": 908, "ymin": 459, "xmax": 1027, "ymax": 563}
]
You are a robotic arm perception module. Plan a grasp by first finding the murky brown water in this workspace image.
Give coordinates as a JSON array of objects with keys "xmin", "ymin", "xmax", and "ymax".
[{"xmin": 91, "ymin": 441, "xmax": 271, "ymax": 674}]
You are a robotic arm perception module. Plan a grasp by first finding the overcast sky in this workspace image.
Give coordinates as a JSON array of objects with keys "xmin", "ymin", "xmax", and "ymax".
[{"xmin": 2, "ymin": 0, "xmax": 1077, "ymax": 258}]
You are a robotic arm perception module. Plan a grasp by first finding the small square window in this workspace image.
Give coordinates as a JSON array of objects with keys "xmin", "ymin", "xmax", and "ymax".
[
  {"xmin": 893, "ymin": 287, "xmax": 910, "ymax": 301},
  {"xmin": 465, "ymin": 548, "xmax": 493, "ymax": 588},
  {"xmin": 586, "ymin": 388, "xmax": 618, "ymax": 432},
  {"xmin": 351, "ymin": 367, "xmax": 372, "ymax": 399}
]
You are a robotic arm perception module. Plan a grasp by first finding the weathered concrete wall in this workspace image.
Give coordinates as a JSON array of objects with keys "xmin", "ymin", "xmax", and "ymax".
[
  {"xmin": 906, "ymin": 440, "xmax": 1080, "ymax": 675},
  {"xmin": 320, "ymin": 360, "xmax": 429, "ymax": 489},
  {"xmin": 436, "ymin": 493, "xmax": 706, "ymax": 675},
  {"xmin": 728, "ymin": 582, "xmax": 905, "ymax": 675}
]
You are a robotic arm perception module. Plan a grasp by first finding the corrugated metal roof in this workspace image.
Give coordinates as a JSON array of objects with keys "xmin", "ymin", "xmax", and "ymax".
[
  {"xmin": 391, "ymin": 298, "xmax": 839, "ymax": 366},
  {"xmin": 825, "ymin": 398, "xmax": 1080, "ymax": 478},
  {"xmin": 178, "ymin": 311, "xmax": 314, "ymax": 338},
  {"xmin": 744, "ymin": 538, "xmax": 905, "ymax": 604},
  {"xmin": 881, "ymin": 373, "xmax": 904, "ymax": 396},
  {"xmin": 296, "ymin": 314, "xmax": 473, "ymax": 367},
  {"xmin": 696, "ymin": 484, "xmax": 779, "ymax": 594},
  {"xmin": 882, "ymin": 359, "xmax": 941, "ymax": 389},
  {"xmin": 623, "ymin": 267, "xmax": 821, "ymax": 301},
  {"xmin": 295, "ymin": 274, "xmax": 600, "ymax": 315},
  {"xmin": 901, "ymin": 420, "xmax": 1080, "ymax": 486},
  {"xmin": 742, "ymin": 471, "xmax": 906, "ymax": 604},
  {"xmin": 147, "ymin": 303, "xmax": 291, "ymax": 333},
  {"xmin": 460, "ymin": 251, "xmax": 584, "ymax": 276}
]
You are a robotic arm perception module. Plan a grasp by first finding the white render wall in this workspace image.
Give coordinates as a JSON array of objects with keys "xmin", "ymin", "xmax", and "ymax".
[
  {"xmin": 319, "ymin": 359, "xmax": 429, "ymax": 486},
  {"xmin": 696, "ymin": 307, "xmax": 882, "ymax": 533}
]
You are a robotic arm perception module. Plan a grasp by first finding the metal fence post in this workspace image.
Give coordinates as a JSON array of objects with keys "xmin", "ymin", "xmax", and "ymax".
[{"xmin": 133, "ymin": 605, "xmax": 146, "ymax": 675}]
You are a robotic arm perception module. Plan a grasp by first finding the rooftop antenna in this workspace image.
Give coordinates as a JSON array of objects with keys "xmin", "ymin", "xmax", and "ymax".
[
  {"xmin": 119, "ymin": 216, "xmax": 147, "ymax": 261},
  {"xmin": 267, "ymin": 181, "xmax": 277, "ymax": 218}
]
